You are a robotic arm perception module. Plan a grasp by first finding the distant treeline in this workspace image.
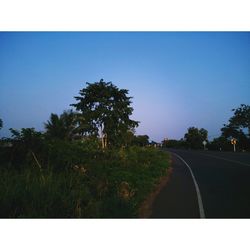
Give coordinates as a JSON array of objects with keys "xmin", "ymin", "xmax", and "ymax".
[{"xmin": 162, "ymin": 104, "xmax": 250, "ymax": 152}]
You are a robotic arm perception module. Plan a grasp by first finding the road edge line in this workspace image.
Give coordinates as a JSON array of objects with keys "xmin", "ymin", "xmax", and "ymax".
[{"xmin": 171, "ymin": 152, "xmax": 206, "ymax": 218}]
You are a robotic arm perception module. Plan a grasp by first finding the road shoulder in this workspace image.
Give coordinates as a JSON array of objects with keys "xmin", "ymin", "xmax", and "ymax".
[{"xmin": 150, "ymin": 152, "xmax": 200, "ymax": 218}]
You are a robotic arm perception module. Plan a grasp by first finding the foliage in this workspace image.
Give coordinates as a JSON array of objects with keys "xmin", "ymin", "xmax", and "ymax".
[
  {"xmin": 207, "ymin": 136, "xmax": 231, "ymax": 151},
  {"xmin": 0, "ymin": 118, "xmax": 2, "ymax": 130},
  {"xmin": 0, "ymin": 80, "xmax": 170, "ymax": 218},
  {"xmin": 162, "ymin": 139, "xmax": 187, "ymax": 148},
  {"xmin": 219, "ymin": 125, "xmax": 250, "ymax": 151},
  {"xmin": 131, "ymin": 135, "xmax": 149, "ymax": 147},
  {"xmin": 221, "ymin": 124, "xmax": 243, "ymax": 139},
  {"xmin": 4, "ymin": 128, "xmax": 46, "ymax": 168},
  {"xmin": 45, "ymin": 139, "xmax": 100, "ymax": 171},
  {"xmin": 229, "ymin": 104, "xmax": 250, "ymax": 136},
  {"xmin": 184, "ymin": 127, "xmax": 208, "ymax": 149},
  {"xmin": 9, "ymin": 127, "xmax": 44, "ymax": 148},
  {"xmin": 44, "ymin": 110, "xmax": 79, "ymax": 140},
  {"xmin": 71, "ymin": 79, "xmax": 139, "ymax": 148},
  {"xmin": 0, "ymin": 146, "xmax": 169, "ymax": 218},
  {"xmin": 0, "ymin": 167, "xmax": 94, "ymax": 218},
  {"xmin": 215, "ymin": 104, "xmax": 250, "ymax": 151},
  {"xmin": 117, "ymin": 130, "xmax": 150, "ymax": 147}
]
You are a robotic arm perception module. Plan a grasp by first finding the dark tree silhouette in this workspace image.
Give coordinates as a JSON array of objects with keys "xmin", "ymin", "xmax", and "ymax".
[
  {"xmin": 44, "ymin": 110, "xmax": 78, "ymax": 140},
  {"xmin": 184, "ymin": 127, "xmax": 208, "ymax": 149},
  {"xmin": 219, "ymin": 104, "xmax": 250, "ymax": 150},
  {"xmin": 71, "ymin": 79, "xmax": 139, "ymax": 148},
  {"xmin": 132, "ymin": 135, "xmax": 149, "ymax": 147},
  {"xmin": 229, "ymin": 104, "xmax": 250, "ymax": 137}
]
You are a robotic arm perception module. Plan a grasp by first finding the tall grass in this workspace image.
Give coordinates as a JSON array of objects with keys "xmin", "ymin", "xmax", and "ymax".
[{"xmin": 0, "ymin": 146, "xmax": 169, "ymax": 218}]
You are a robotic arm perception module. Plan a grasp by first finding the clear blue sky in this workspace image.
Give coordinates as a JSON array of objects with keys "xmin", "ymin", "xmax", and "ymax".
[{"xmin": 0, "ymin": 32, "xmax": 249, "ymax": 142}]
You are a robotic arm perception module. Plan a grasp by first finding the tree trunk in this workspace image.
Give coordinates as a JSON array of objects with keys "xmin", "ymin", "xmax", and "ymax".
[
  {"xmin": 100, "ymin": 124, "xmax": 105, "ymax": 149},
  {"xmin": 101, "ymin": 131, "xmax": 105, "ymax": 149},
  {"xmin": 104, "ymin": 133, "xmax": 107, "ymax": 148}
]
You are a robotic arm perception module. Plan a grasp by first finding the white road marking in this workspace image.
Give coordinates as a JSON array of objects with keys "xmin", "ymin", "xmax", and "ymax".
[
  {"xmin": 171, "ymin": 152, "xmax": 206, "ymax": 219},
  {"xmin": 199, "ymin": 153, "xmax": 250, "ymax": 167}
]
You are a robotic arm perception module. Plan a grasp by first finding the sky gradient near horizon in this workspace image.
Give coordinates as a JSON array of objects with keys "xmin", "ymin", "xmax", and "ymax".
[{"xmin": 0, "ymin": 32, "xmax": 250, "ymax": 142}]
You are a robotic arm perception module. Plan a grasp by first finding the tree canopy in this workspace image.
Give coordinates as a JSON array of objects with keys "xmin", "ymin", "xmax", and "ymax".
[
  {"xmin": 184, "ymin": 127, "xmax": 208, "ymax": 149},
  {"xmin": 71, "ymin": 79, "xmax": 139, "ymax": 148},
  {"xmin": 228, "ymin": 104, "xmax": 250, "ymax": 137},
  {"xmin": 218, "ymin": 104, "xmax": 250, "ymax": 150}
]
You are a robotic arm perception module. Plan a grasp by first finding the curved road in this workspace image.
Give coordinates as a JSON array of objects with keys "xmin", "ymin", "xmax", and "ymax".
[{"xmin": 151, "ymin": 149, "xmax": 250, "ymax": 218}]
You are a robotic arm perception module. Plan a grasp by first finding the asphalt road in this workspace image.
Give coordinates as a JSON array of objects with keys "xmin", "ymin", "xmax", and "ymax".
[{"xmin": 151, "ymin": 149, "xmax": 250, "ymax": 218}]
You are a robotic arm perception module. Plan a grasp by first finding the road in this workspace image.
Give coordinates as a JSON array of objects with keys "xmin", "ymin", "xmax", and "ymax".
[{"xmin": 151, "ymin": 149, "xmax": 250, "ymax": 218}]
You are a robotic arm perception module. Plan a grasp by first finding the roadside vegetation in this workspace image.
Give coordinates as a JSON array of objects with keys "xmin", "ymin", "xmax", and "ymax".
[
  {"xmin": 162, "ymin": 104, "xmax": 250, "ymax": 152},
  {"xmin": 0, "ymin": 80, "xmax": 169, "ymax": 218}
]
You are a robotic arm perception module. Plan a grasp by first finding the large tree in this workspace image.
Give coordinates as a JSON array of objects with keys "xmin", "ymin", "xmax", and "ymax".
[
  {"xmin": 228, "ymin": 104, "xmax": 250, "ymax": 137},
  {"xmin": 219, "ymin": 104, "xmax": 250, "ymax": 150},
  {"xmin": 0, "ymin": 118, "xmax": 2, "ymax": 130},
  {"xmin": 71, "ymin": 79, "xmax": 139, "ymax": 148},
  {"xmin": 221, "ymin": 124, "xmax": 245, "ymax": 139},
  {"xmin": 184, "ymin": 127, "xmax": 208, "ymax": 149}
]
